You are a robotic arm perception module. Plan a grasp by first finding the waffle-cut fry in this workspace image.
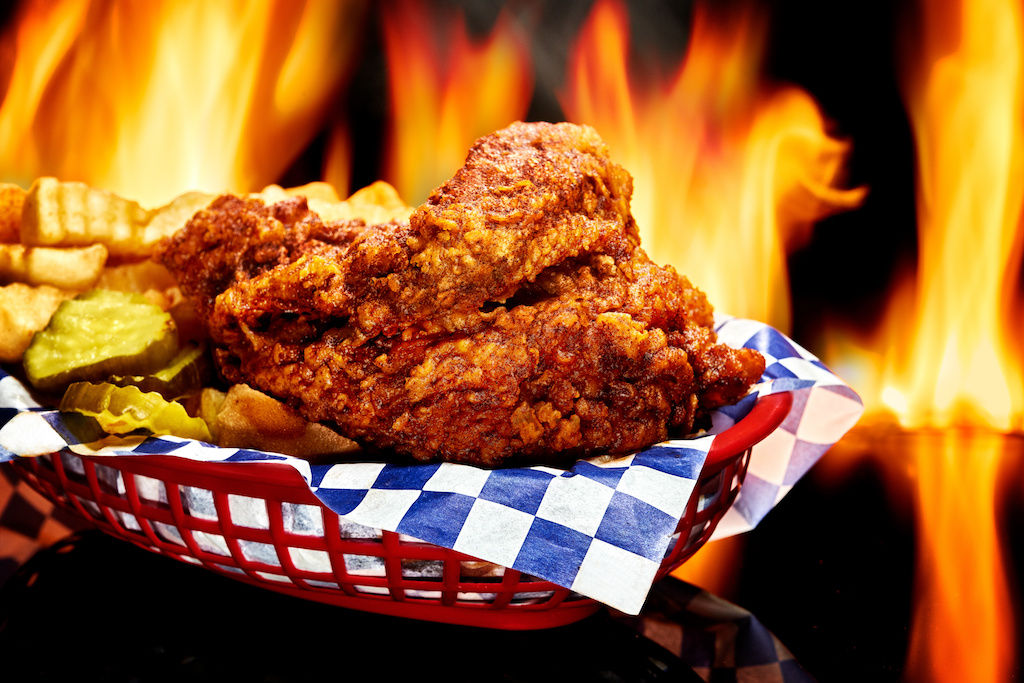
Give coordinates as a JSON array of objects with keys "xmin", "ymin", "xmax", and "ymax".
[
  {"xmin": 254, "ymin": 180, "xmax": 412, "ymax": 226},
  {"xmin": 285, "ymin": 181, "xmax": 341, "ymax": 202},
  {"xmin": 0, "ymin": 243, "xmax": 107, "ymax": 290},
  {"xmin": 21, "ymin": 177, "xmax": 214, "ymax": 258},
  {"xmin": 213, "ymin": 383, "xmax": 360, "ymax": 460},
  {"xmin": 251, "ymin": 180, "xmax": 411, "ymax": 225},
  {"xmin": 96, "ymin": 258, "xmax": 178, "ymax": 294},
  {"xmin": 0, "ymin": 283, "xmax": 72, "ymax": 362},
  {"xmin": 259, "ymin": 181, "xmax": 341, "ymax": 203},
  {"xmin": 312, "ymin": 180, "xmax": 412, "ymax": 225},
  {"xmin": 21, "ymin": 178, "xmax": 146, "ymax": 252},
  {"xmin": 146, "ymin": 191, "xmax": 216, "ymax": 253},
  {"xmin": 0, "ymin": 184, "xmax": 26, "ymax": 243},
  {"xmin": 197, "ymin": 387, "xmax": 227, "ymax": 442}
]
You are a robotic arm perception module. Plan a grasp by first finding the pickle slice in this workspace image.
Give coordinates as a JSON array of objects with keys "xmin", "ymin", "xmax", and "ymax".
[
  {"xmin": 60, "ymin": 381, "xmax": 212, "ymax": 442},
  {"xmin": 109, "ymin": 344, "xmax": 209, "ymax": 399},
  {"xmin": 23, "ymin": 289, "xmax": 178, "ymax": 391}
]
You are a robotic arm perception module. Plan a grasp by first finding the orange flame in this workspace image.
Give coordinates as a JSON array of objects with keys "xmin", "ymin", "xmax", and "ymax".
[
  {"xmin": 560, "ymin": 0, "xmax": 865, "ymax": 334},
  {"xmin": 825, "ymin": 0, "xmax": 1024, "ymax": 679},
  {"xmin": 839, "ymin": 0, "xmax": 1024, "ymax": 432},
  {"xmin": 0, "ymin": 0, "xmax": 365, "ymax": 207},
  {"xmin": 369, "ymin": 0, "xmax": 533, "ymax": 205},
  {"xmin": 907, "ymin": 434, "xmax": 1014, "ymax": 683},
  {"xmin": 559, "ymin": 0, "xmax": 865, "ymax": 592}
]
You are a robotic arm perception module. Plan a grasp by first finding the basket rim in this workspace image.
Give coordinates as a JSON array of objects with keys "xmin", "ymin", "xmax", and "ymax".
[{"xmin": 704, "ymin": 391, "xmax": 791, "ymax": 472}]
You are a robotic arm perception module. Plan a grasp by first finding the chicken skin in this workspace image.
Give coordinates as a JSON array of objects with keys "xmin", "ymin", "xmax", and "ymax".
[{"xmin": 159, "ymin": 122, "xmax": 765, "ymax": 466}]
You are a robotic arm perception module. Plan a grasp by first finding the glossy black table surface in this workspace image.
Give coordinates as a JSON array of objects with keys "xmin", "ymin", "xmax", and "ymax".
[{"xmin": 0, "ymin": 531, "xmax": 712, "ymax": 682}]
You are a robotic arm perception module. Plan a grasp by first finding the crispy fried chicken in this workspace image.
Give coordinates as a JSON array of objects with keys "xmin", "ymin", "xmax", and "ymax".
[{"xmin": 159, "ymin": 121, "xmax": 765, "ymax": 466}]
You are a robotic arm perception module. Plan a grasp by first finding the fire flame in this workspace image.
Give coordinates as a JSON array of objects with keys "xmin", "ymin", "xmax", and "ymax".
[
  {"xmin": 367, "ymin": 0, "xmax": 533, "ymax": 205},
  {"xmin": 843, "ymin": 0, "xmax": 1024, "ymax": 433},
  {"xmin": 560, "ymin": 0, "xmax": 865, "ymax": 334},
  {"xmin": 827, "ymin": 0, "xmax": 1024, "ymax": 680},
  {"xmin": 0, "ymin": 0, "xmax": 365, "ymax": 207},
  {"xmin": 559, "ymin": 0, "xmax": 865, "ymax": 593}
]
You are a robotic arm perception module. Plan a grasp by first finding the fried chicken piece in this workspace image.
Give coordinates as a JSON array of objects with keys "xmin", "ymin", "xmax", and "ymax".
[
  {"xmin": 163, "ymin": 122, "xmax": 637, "ymax": 337},
  {"xmin": 209, "ymin": 257, "xmax": 705, "ymax": 464},
  {"xmin": 391, "ymin": 121, "xmax": 636, "ymax": 330},
  {"xmin": 159, "ymin": 121, "xmax": 765, "ymax": 466},
  {"xmin": 158, "ymin": 195, "xmax": 364, "ymax": 321}
]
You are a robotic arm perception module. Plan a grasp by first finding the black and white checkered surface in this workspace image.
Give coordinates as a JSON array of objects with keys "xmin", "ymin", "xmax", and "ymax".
[
  {"xmin": 0, "ymin": 317, "xmax": 862, "ymax": 614},
  {"xmin": 614, "ymin": 575, "xmax": 816, "ymax": 682}
]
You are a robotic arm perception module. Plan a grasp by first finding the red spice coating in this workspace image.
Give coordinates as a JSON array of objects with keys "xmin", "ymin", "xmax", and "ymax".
[{"xmin": 160, "ymin": 122, "xmax": 765, "ymax": 466}]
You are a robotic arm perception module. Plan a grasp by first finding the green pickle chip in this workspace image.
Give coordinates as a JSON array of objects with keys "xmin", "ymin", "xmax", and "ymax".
[
  {"xmin": 109, "ymin": 343, "xmax": 209, "ymax": 399},
  {"xmin": 23, "ymin": 289, "xmax": 179, "ymax": 391},
  {"xmin": 60, "ymin": 381, "xmax": 212, "ymax": 442}
]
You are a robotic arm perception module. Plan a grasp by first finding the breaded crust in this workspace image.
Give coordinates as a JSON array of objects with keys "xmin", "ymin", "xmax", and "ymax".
[{"xmin": 159, "ymin": 122, "xmax": 765, "ymax": 466}]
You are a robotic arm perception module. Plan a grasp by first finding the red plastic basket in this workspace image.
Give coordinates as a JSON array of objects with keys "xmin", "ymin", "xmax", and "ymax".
[{"xmin": 11, "ymin": 391, "xmax": 791, "ymax": 630}]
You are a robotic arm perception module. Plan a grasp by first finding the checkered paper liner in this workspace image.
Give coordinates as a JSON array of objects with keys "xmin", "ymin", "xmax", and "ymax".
[{"xmin": 0, "ymin": 317, "xmax": 862, "ymax": 615}]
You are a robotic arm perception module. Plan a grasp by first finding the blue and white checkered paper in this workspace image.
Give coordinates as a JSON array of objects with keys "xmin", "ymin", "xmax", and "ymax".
[{"xmin": 0, "ymin": 317, "xmax": 862, "ymax": 614}]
